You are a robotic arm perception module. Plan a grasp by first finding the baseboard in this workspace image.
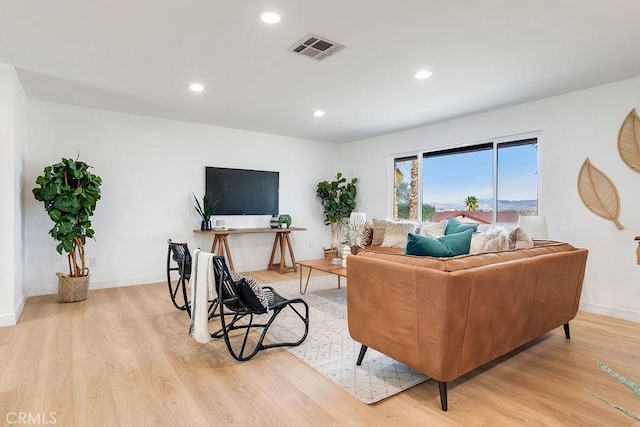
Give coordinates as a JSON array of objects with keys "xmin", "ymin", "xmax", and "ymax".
[
  {"xmin": 580, "ymin": 302, "xmax": 640, "ymax": 323},
  {"xmin": 0, "ymin": 293, "xmax": 27, "ymax": 327},
  {"xmin": 28, "ymin": 275, "xmax": 166, "ymax": 297}
]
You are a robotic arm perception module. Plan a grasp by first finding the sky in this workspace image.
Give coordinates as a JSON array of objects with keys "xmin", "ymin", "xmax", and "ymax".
[{"xmin": 397, "ymin": 143, "xmax": 538, "ymax": 206}]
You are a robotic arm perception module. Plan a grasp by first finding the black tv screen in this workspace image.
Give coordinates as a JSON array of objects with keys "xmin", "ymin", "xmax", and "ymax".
[{"xmin": 205, "ymin": 167, "xmax": 279, "ymax": 215}]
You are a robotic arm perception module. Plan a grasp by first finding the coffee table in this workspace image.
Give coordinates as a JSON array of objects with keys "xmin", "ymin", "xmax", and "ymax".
[{"xmin": 296, "ymin": 258, "xmax": 347, "ymax": 294}]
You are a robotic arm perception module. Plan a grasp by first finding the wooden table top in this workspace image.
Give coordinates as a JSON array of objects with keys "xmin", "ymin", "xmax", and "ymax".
[
  {"xmin": 194, "ymin": 226, "xmax": 306, "ymax": 235},
  {"xmin": 297, "ymin": 258, "xmax": 347, "ymax": 277}
]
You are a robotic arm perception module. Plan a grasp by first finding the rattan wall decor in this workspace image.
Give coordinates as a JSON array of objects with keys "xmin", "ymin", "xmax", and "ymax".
[
  {"xmin": 578, "ymin": 157, "xmax": 624, "ymax": 230},
  {"xmin": 618, "ymin": 108, "xmax": 640, "ymax": 173}
]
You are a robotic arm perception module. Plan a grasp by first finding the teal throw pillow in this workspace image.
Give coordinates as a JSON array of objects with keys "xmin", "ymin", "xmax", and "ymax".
[
  {"xmin": 444, "ymin": 216, "xmax": 479, "ymax": 235},
  {"xmin": 405, "ymin": 229, "xmax": 473, "ymax": 257}
]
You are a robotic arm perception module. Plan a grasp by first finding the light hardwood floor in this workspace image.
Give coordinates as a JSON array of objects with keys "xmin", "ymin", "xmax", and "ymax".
[{"xmin": 1, "ymin": 271, "xmax": 639, "ymax": 426}]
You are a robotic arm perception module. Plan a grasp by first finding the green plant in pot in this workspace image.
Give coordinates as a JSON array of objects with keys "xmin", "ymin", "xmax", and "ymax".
[
  {"xmin": 193, "ymin": 193, "xmax": 220, "ymax": 230},
  {"xmin": 316, "ymin": 172, "xmax": 358, "ymax": 253},
  {"xmin": 279, "ymin": 214, "xmax": 292, "ymax": 228},
  {"xmin": 32, "ymin": 157, "xmax": 102, "ymax": 303}
]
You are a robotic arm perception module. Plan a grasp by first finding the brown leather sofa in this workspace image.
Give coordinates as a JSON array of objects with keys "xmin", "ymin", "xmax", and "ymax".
[{"xmin": 347, "ymin": 241, "xmax": 588, "ymax": 411}]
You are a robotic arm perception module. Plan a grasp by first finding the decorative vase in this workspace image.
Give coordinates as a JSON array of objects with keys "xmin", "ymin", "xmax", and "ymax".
[
  {"xmin": 341, "ymin": 245, "xmax": 351, "ymax": 268},
  {"xmin": 270, "ymin": 215, "xmax": 280, "ymax": 228},
  {"xmin": 201, "ymin": 220, "xmax": 212, "ymax": 231}
]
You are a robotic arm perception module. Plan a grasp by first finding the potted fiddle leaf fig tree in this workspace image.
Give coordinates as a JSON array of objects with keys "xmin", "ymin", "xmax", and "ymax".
[
  {"xmin": 33, "ymin": 156, "xmax": 102, "ymax": 303},
  {"xmin": 316, "ymin": 172, "xmax": 358, "ymax": 256}
]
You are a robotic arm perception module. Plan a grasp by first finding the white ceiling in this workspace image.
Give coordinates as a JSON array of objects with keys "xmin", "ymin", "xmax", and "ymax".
[{"xmin": 2, "ymin": 1, "xmax": 640, "ymax": 143}]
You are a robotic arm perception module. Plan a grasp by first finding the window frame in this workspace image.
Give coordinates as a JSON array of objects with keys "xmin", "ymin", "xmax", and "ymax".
[{"xmin": 390, "ymin": 131, "xmax": 541, "ymax": 223}]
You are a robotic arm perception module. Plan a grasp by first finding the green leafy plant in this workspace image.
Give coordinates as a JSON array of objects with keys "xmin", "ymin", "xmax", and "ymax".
[
  {"xmin": 278, "ymin": 214, "xmax": 291, "ymax": 227},
  {"xmin": 193, "ymin": 193, "xmax": 220, "ymax": 221},
  {"xmin": 32, "ymin": 157, "xmax": 102, "ymax": 277},
  {"xmin": 585, "ymin": 359, "xmax": 640, "ymax": 422},
  {"xmin": 316, "ymin": 173, "xmax": 358, "ymax": 225},
  {"xmin": 316, "ymin": 173, "xmax": 358, "ymax": 249}
]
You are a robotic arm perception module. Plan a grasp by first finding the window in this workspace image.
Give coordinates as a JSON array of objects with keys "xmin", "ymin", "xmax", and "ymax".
[
  {"xmin": 393, "ymin": 137, "xmax": 538, "ymax": 225},
  {"xmin": 393, "ymin": 156, "xmax": 418, "ymax": 220}
]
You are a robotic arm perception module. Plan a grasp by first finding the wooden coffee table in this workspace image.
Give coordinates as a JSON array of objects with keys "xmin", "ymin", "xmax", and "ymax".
[{"xmin": 296, "ymin": 258, "xmax": 347, "ymax": 294}]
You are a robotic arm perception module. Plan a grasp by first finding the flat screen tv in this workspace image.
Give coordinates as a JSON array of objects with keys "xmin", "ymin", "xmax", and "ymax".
[{"xmin": 205, "ymin": 167, "xmax": 279, "ymax": 215}]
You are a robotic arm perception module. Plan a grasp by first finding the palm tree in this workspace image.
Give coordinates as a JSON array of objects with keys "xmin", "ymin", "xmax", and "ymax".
[
  {"xmin": 464, "ymin": 195, "xmax": 479, "ymax": 212},
  {"xmin": 409, "ymin": 159, "xmax": 418, "ymax": 219},
  {"xmin": 393, "ymin": 164, "xmax": 404, "ymax": 218}
]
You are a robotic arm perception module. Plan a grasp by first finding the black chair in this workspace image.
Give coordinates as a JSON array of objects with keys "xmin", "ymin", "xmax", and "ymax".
[
  {"xmin": 166, "ymin": 239, "xmax": 192, "ymax": 315},
  {"xmin": 166, "ymin": 239, "xmax": 217, "ymax": 318},
  {"xmin": 210, "ymin": 255, "xmax": 309, "ymax": 361}
]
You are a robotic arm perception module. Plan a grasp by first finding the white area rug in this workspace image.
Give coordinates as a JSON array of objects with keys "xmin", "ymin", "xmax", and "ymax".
[{"xmin": 257, "ymin": 275, "xmax": 428, "ymax": 404}]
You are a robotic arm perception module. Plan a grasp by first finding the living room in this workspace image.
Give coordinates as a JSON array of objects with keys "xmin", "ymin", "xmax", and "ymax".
[{"xmin": 2, "ymin": 1, "xmax": 640, "ymax": 425}]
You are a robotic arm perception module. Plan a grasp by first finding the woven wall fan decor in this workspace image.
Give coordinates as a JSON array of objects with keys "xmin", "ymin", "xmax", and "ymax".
[
  {"xmin": 618, "ymin": 108, "xmax": 640, "ymax": 173},
  {"xmin": 578, "ymin": 158, "xmax": 623, "ymax": 230}
]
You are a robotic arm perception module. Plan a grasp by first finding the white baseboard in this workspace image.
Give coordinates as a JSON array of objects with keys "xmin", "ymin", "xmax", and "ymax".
[
  {"xmin": 579, "ymin": 302, "xmax": 640, "ymax": 323},
  {"xmin": 27, "ymin": 275, "xmax": 166, "ymax": 297},
  {"xmin": 0, "ymin": 294, "xmax": 27, "ymax": 327}
]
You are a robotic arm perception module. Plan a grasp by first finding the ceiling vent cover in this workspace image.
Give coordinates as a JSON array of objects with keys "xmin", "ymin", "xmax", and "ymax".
[{"xmin": 288, "ymin": 33, "xmax": 345, "ymax": 61}]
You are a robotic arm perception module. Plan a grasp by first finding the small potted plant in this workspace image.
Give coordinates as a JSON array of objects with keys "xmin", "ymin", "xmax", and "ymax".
[
  {"xmin": 193, "ymin": 193, "xmax": 220, "ymax": 230},
  {"xmin": 279, "ymin": 214, "xmax": 292, "ymax": 228},
  {"xmin": 32, "ymin": 156, "xmax": 102, "ymax": 303}
]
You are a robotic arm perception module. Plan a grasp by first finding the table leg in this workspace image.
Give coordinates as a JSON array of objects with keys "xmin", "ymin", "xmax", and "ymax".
[
  {"xmin": 221, "ymin": 235, "xmax": 234, "ymax": 271},
  {"xmin": 211, "ymin": 235, "xmax": 220, "ymax": 254},
  {"xmin": 279, "ymin": 233, "xmax": 286, "ymax": 274},
  {"xmin": 268, "ymin": 233, "xmax": 279, "ymax": 270},
  {"xmin": 284, "ymin": 232, "xmax": 297, "ymax": 272},
  {"xmin": 300, "ymin": 266, "xmax": 313, "ymax": 295}
]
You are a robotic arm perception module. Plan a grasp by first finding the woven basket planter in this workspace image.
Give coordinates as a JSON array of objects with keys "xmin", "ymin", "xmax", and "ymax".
[{"xmin": 56, "ymin": 272, "xmax": 90, "ymax": 303}]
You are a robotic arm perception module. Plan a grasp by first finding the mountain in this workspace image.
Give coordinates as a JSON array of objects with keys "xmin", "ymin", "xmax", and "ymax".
[{"xmin": 425, "ymin": 199, "xmax": 537, "ymax": 212}]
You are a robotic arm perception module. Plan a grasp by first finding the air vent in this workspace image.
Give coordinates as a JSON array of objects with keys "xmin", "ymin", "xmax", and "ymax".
[{"xmin": 287, "ymin": 33, "xmax": 345, "ymax": 61}]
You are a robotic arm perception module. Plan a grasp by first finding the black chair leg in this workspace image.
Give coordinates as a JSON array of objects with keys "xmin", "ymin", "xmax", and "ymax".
[
  {"xmin": 563, "ymin": 322, "xmax": 571, "ymax": 339},
  {"xmin": 356, "ymin": 345, "xmax": 368, "ymax": 366},
  {"xmin": 438, "ymin": 381, "xmax": 448, "ymax": 411}
]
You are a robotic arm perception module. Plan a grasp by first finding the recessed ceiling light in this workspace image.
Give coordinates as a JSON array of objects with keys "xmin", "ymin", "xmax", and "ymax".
[
  {"xmin": 189, "ymin": 83, "xmax": 204, "ymax": 92},
  {"xmin": 260, "ymin": 11, "xmax": 281, "ymax": 24},
  {"xmin": 312, "ymin": 110, "xmax": 325, "ymax": 117},
  {"xmin": 414, "ymin": 70, "xmax": 433, "ymax": 79}
]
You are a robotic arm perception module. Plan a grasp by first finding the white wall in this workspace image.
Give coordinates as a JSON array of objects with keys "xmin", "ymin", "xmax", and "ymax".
[
  {"xmin": 0, "ymin": 64, "xmax": 26, "ymax": 326},
  {"xmin": 342, "ymin": 76, "xmax": 640, "ymax": 322},
  {"xmin": 24, "ymin": 101, "xmax": 340, "ymax": 295}
]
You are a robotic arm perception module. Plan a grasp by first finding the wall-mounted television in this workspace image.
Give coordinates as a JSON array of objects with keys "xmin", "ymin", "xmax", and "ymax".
[{"xmin": 205, "ymin": 167, "xmax": 279, "ymax": 215}]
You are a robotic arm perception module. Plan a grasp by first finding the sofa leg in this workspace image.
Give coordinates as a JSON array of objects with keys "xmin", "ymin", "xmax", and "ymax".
[
  {"xmin": 356, "ymin": 345, "xmax": 368, "ymax": 366},
  {"xmin": 438, "ymin": 381, "xmax": 448, "ymax": 411},
  {"xmin": 563, "ymin": 322, "xmax": 571, "ymax": 339}
]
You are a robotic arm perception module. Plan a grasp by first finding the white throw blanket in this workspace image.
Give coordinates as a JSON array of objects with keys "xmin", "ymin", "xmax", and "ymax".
[{"xmin": 188, "ymin": 249, "xmax": 216, "ymax": 344}]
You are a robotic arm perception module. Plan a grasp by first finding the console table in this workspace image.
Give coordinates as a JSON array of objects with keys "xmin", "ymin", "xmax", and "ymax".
[{"xmin": 193, "ymin": 227, "xmax": 306, "ymax": 273}]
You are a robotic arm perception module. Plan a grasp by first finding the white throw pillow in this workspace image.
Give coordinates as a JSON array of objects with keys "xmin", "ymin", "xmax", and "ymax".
[
  {"xmin": 483, "ymin": 226, "xmax": 510, "ymax": 252},
  {"xmin": 419, "ymin": 219, "xmax": 447, "ymax": 238},
  {"xmin": 470, "ymin": 233, "xmax": 488, "ymax": 254},
  {"xmin": 371, "ymin": 218, "xmax": 390, "ymax": 246},
  {"xmin": 509, "ymin": 227, "xmax": 534, "ymax": 250},
  {"xmin": 380, "ymin": 222, "xmax": 416, "ymax": 248}
]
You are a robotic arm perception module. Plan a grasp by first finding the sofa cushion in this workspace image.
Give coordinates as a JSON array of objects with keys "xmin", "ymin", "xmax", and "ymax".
[
  {"xmin": 381, "ymin": 221, "xmax": 416, "ymax": 248},
  {"xmin": 509, "ymin": 227, "xmax": 534, "ymax": 250},
  {"xmin": 405, "ymin": 229, "xmax": 473, "ymax": 257},
  {"xmin": 371, "ymin": 218, "xmax": 389, "ymax": 245},
  {"xmin": 483, "ymin": 226, "xmax": 510, "ymax": 252},
  {"xmin": 445, "ymin": 216, "xmax": 479, "ymax": 235},
  {"xmin": 470, "ymin": 233, "xmax": 488, "ymax": 254},
  {"xmin": 419, "ymin": 219, "xmax": 447, "ymax": 237}
]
